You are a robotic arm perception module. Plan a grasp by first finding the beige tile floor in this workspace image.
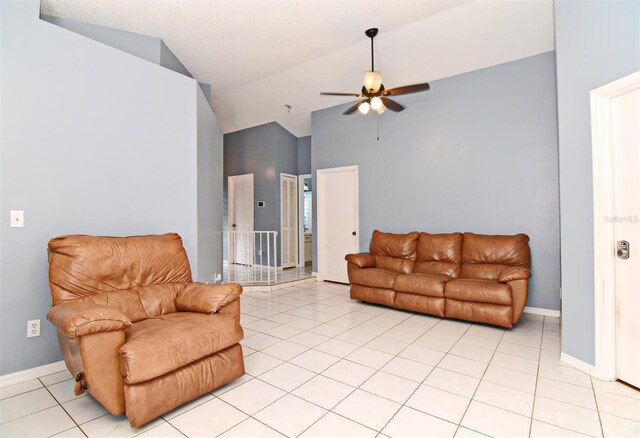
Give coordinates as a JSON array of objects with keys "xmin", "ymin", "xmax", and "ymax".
[
  {"xmin": 224, "ymin": 264, "xmax": 313, "ymax": 286},
  {"xmin": 1, "ymin": 281, "xmax": 639, "ymax": 437}
]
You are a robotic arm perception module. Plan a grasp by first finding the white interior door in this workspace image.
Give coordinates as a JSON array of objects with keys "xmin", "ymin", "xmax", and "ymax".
[
  {"xmin": 612, "ymin": 85, "xmax": 640, "ymax": 388},
  {"xmin": 228, "ymin": 174, "xmax": 254, "ymax": 265},
  {"xmin": 298, "ymin": 174, "xmax": 312, "ymax": 267},
  {"xmin": 281, "ymin": 173, "xmax": 298, "ymax": 269},
  {"xmin": 318, "ymin": 166, "xmax": 359, "ymax": 283}
]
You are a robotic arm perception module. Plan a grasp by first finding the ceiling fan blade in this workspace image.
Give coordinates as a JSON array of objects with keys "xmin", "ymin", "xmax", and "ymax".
[
  {"xmin": 383, "ymin": 83, "xmax": 430, "ymax": 96},
  {"xmin": 380, "ymin": 97, "xmax": 405, "ymax": 112},
  {"xmin": 321, "ymin": 92, "xmax": 363, "ymax": 97},
  {"xmin": 343, "ymin": 99, "xmax": 368, "ymax": 115}
]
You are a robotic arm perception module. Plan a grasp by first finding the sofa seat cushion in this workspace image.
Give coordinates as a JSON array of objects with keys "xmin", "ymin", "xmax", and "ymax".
[
  {"xmin": 349, "ymin": 268, "xmax": 399, "ymax": 289},
  {"xmin": 120, "ymin": 312, "xmax": 243, "ymax": 384},
  {"xmin": 444, "ymin": 279, "xmax": 512, "ymax": 306},
  {"xmin": 394, "ymin": 273, "xmax": 449, "ymax": 297}
]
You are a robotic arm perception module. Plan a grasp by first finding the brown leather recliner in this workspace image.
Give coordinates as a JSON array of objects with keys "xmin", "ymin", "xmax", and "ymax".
[
  {"xmin": 346, "ymin": 230, "xmax": 531, "ymax": 328},
  {"xmin": 47, "ymin": 233, "xmax": 245, "ymax": 427}
]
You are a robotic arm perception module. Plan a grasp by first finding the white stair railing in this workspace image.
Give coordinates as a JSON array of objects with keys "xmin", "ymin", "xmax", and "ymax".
[{"xmin": 224, "ymin": 231, "xmax": 278, "ymax": 284}]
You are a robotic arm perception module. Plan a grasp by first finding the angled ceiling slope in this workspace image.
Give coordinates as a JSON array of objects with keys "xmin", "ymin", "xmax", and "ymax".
[{"xmin": 41, "ymin": 0, "xmax": 554, "ymax": 137}]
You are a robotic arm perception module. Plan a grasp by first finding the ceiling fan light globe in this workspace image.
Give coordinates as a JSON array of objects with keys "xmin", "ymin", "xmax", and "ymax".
[
  {"xmin": 370, "ymin": 96, "xmax": 383, "ymax": 110},
  {"xmin": 358, "ymin": 101, "xmax": 370, "ymax": 114},
  {"xmin": 363, "ymin": 71, "xmax": 382, "ymax": 93}
]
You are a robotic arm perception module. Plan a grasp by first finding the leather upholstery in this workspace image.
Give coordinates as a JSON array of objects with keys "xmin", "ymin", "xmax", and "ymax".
[
  {"xmin": 47, "ymin": 233, "xmax": 245, "ymax": 427},
  {"xmin": 346, "ymin": 231, "xmax": 531, "ymax": 328}
]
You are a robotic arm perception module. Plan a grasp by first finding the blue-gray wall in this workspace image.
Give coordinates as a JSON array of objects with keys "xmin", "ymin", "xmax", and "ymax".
[
  {"xmin": 555, "ymin": 0, "xmax": 640, "ymax": 365},
  {"xmin": 297, "ymin": 136, "xmax": 312, "ymax": 175},
  {"xmin": 0, "ymin": 1, "xmax": 222, "ymax": 375},
  {"xmin": 312, "ymin": 51, "xmax": 560, "ymax": 311},
  {"xmin": 224, "ymin": 122, "xmax": 298, "ymax": 266}
]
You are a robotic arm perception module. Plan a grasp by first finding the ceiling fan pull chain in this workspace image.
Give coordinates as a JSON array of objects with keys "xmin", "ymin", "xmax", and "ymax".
[{"xmin": 376, "ymin": 112, "xmax": 380, "ymax": 141}]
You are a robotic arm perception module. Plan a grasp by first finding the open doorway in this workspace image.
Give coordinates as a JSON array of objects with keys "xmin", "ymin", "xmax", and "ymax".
[{"xmin": 298, "ymin": 174, "xmax": 312, "ymax": 267}]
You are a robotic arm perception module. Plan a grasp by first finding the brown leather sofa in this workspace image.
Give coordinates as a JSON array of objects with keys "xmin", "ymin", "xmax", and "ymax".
[
  {"xmin": 345, "ymin": 230, "xmax": 531, "ymax": 328},
  {"xmin": 47, "ymin": 233, "xmax": 244, "ymax": 427}
]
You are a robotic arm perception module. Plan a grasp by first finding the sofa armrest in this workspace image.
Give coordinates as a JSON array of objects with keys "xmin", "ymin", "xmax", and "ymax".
[
  {"xmin": 47, "ymin": 302, "xmax": 132, "ymax": 338},
  {"xmin": 498, "ymin": 267, "xmax": 531, "ymax": 282},
  {"xmin": 175, "ymin": 282, "xmax": 242, "ymax": 314},
  {"xmin": 345, "ymin": 253, "xmax": 376, "ymax": 268}
]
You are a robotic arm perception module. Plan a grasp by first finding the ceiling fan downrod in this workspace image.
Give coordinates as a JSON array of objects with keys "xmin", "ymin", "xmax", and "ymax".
[{"xmin": 365, "ymin": 28, "xmax": 378, "ymax": 72}]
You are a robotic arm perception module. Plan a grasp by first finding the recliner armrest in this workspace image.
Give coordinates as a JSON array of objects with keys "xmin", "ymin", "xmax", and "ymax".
[
  {"xmin": 47, "ymin": 302, "xmax": 132, "ymax": 337},
  {"xmin": 345, "ymin": 253, "xmax": 376, "ymax": 268},
  {"xmin": 498, "ymin": 267, "xmax": 531, "ymax": 282},
  {"xmin": 175, "ymin": 282, "xmax": 242, "ymax": 314}
]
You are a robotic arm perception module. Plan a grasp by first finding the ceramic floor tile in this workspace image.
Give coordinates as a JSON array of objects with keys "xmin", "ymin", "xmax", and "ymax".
[
  {"xmin": 599, "ymin": 412, "xmax": 640, "ymax": 438},
  {"xmin": 308, "ymin": 323, "xmax": 348, "ymax": 337},
  {"xmin": 533, "ymin": 396, "xmax": 602, "ymax": 437},
  {"xmin": 360, "ymin": 371, "xmax": 420, "ymax": 404},
  {"xmin": 0, "ymin": 379, "xmax": 42, "ymax": 400},
  {"xmin": 161, "ymin": 393, "xmax": 214, "ymax": 420},
  {"xmin": 336, "ymin": 329, "xmax": 378, "ymax": 346},
  {"xmin": 254, "ymin": 394, "xmax": 326, "ymax": 437},
  {"xmin": 346, "ymin": 347, "xmax": 395, "ymax": 369},
  {"xmin": 365, "ymin": 337, "xmax": 410, "ymax": 355},
  {"xmin": 322, "ymin": 359, "xmax": 377, "ymax": 387},
  {"xmin": 289, "ymin": 331, "xmax": 331, "ymax": 348},
  {"xmin": 0, "ymin": 406, "xmax": 75, "ymax": 438},
  {"xmin": 454, "ymin": 427, "xmax": 490, "ymax": 438},
  {"xmin": 595, "ymin": 390, "xmax": 640, "ymax": 422},
  {"xmin": 293, "ymin": 375, "xmax": 355, "ymax": 410},
  {"xmin": 315, "ymin": 338, "xmax": 360, "ymax": 357},
  {"xmin": 218, "ymin": 417, "xmax": 284, "ymax": 437},
  {"xmin": 473, "ymin": 380, "xmax": 534, "ymax": 416},
  {"xmin": 536, "ymin": 376, "xmax": 597, "ymax": 410},
  {"xmin": 592, "ymin": 378, "xmax": 640, "ymax": 400},
  {"xmin": 458, "ymin": 335, "xmax": 500, "ymax": 351},
  {"xmin": 529, "ymin": 420, "xmax": 591, "ymax": 437},
  {"xmin": 261, "ymin": 340, "xmax": 309, "ymax": 360},
  {"xmin": 496, "ymin": 340, "xmax": 540, "ymax": 360},
  {"xmin": 242, "ymin": 333, "xmax": 282, "ymax": 350},
  {"xmin": 461, "ymin": 400, "xmax": 530, "ymax": 438},
  {"xmin": 438, "ymin": 354, "xmax": 488, "ymax": 378},
  {"xmin": 381, "ymin": 357, "xmax": 433, "ymax": 383},
  {"xmin": 62, "ymin": 394, "xmax": 109, "ymax": 424},
  {"xmin": 482, "ymin": 364, "xmax": 537, "ymax": 393},
  {"xmin": 382, "ymin": 406, "xmax": 457, "ymax": 438},
  {"xmin": 300, "ymin": 412, "xmax": 377, "ymax": 438},
  {"xmin": 218, "ymin": 379, "xmax": 285, "ymax": 415},
  {"xmin": 135, "ymin": 422, "xmax": 185, "ymax": 437},
  {"xmin": 211, "ymin": 374, "xmax": 253, "ymax": 396},
  {"xmin": 47, "ymin": 379, "xmax": 86, "ymax": 404},
  {"xmin": 168, "ymin": 398, "xmax": 247, "ymax": 437},
  {"xmin": 449, "ymin": 343, "xmax": 495, "ymax": 363},
  {"xmin": 81, "ymin": 414, "xmax": 164, "ymax": 437},
  {"xmin": 259, "ymin": 362, "xmax": 315, "ymax": 392},
  {"xmin": 263, "ymin": 324, "xmax": 306, "ymax": 339},
  {"xmin": 538, "ymin": 362, "xmax": 592, "ymax": 388},
  {"xmin": 398, "ymin": 345, "xmax": 446, "ymax": 366},
  {"xmin": 490, "ymin": 352, "xmax": 539, "ymax": 376},
  {"xmin": 243, "ymin": 351, "xmax": 284, "ymax": 376},
  {"xmin": 333, "ymin": 389, "xmax": 401, "ymax": 431},
  {"xmin": 413, "ymin": 335, "xmax": 458, "ymax": 352},
  {"xmin": 289, "ymin": 348, "xmax": 341, "ymax": 373},
  {"xmin": 0, "ymin": 387, "xmax": 58, "ymax": 424},
  {"xmin": 51, "ymin": 426, "xmax": 89, "ymax": 437},
  {"xmin": 423, "ymin": 368, "xmax": 480, "ymax": 398},
  {"xmin": 244, "ymin": 319, "xmax": 282, "ymax": 332},
  {"xmin": 406, "ymin": 384, "xmax": 470, "ymax": 424},
  {"xmin": 40, "ymin": 370, "xmax": 73, "ymax": 387}
]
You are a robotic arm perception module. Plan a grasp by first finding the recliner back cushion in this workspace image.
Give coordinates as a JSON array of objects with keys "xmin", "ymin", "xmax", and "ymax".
[
  {"xmin": 413, "ymin": 232, "xmax": 462, "ymax": 278},
  {"xmin": 369, "ymin": 230, "xmax": 419, "ymax": 273},
  {"xmin": 49, "ymin": 233, "xmax": 192, "ymax": 305},
  {"xmin": 460, "ymin": 233, "xmax": 530, "ymax": 280}
]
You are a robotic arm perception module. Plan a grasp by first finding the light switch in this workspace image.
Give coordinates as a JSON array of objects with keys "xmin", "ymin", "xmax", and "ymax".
[{"xmin": 10, "ymin": 210, "xmax": 24, "ymax": 228}]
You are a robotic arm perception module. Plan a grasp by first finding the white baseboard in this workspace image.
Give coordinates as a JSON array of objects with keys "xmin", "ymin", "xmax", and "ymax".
[
  {"xmin": 312, "ymin": 272, "xmax": 318, "ymax": 277},
  {"xmin": 523, "ymin": 306, "xmax": 561, "ymax": 317},
  {"xmin": 561, "ymin": 352, "xmax": 596, "ymax": 377},
  {"xmin": 0, "ymin": 360, "xmax": 67, "ymax": 388}
]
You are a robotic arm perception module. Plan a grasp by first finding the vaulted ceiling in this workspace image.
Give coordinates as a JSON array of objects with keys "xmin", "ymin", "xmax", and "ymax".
[{"xmin": 41, "ymin": 0, "xmax": 554, "ymax": 137}]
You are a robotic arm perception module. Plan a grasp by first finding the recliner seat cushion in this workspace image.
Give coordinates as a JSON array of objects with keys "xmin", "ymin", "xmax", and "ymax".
[
  {"xmin": 349, "ymin": 268, "xmax": 399, "ymax": 289},
  {"xmin": 445, "ymin": 279, "xmax": 512, "ymax": 305},
  {"xmin": 120, "ymin": 312, "xmax": 243, "ymax": 384},
  {"xmin": 394, "ymin": 273, "xmax": 448, "ymax": 297}
]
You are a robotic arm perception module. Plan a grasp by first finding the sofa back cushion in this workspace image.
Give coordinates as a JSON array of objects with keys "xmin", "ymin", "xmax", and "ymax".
[
  {"xmin": 413, "ymin": 232, "xmax": 462, "ymax": 278},
  {"xmin": 460, "ymin": 233, "xmax": 530, "ymax": 280},
  {"xmin": 49, "ymin": 233, "xmax": 192, "ymax": 305},
  {"xmin": 369, "ymin": 230, "xmax": 419, "ymax": 274}
]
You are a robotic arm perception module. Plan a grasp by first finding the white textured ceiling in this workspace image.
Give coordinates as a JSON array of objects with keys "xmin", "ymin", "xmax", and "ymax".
[{"xmin": 41, "ymin": 0, "xmax": 555, "ymax": 137}]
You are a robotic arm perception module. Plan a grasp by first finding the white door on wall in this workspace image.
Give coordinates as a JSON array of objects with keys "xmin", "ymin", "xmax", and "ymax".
[
  {"xmin": 228, "ymin": 174, "xmax": 254, "ymax": 265},
  {"xmin": 317, "ymin": 165, "xmax": 359, "ymax": 283},
  {"xmin": 281, "ymin": 173, "xmax": 298, "ymax": 269},
  {"xmin": 612, "ymin": 83, "xmax": 640, "ymax": 389}
]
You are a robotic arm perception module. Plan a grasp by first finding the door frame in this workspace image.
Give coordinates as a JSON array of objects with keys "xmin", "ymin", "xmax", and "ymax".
[
  {"xmin": 298, "ymin": 174, "xmax": 312, "ymax": 267},
  {"xmin": 280, "ymin": 172, "xmax": 298, "ymax": 269},
  {"xmin": 227, "ymin": 173, "xmax": 254, "ymax": 264},
  {"xmin": 317, "ymin": 165, "xmax": 359, "ymax": 282},
  {"xmin": 591, "ymin": 70, "xmax": 640, "ymax": 381}
]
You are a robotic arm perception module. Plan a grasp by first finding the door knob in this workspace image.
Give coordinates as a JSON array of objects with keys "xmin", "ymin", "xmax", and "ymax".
[
  {"xmin": 617, "ymin": 240, "xmax": 629, "ymax": 260},
  {"xmin": 352, "ymin": 231, "xmax": 357, "ymax": 236},
  {"xmin": 232, "ymin": 224, "xmax": 236, "ymax": 227}
]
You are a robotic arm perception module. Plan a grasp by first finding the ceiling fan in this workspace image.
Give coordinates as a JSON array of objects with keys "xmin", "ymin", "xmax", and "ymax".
[{"xmin": 321, "ymin": 28, "xmax": 430, "ymax": 115}]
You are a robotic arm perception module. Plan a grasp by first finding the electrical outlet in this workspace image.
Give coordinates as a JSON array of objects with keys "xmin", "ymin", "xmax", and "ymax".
[
  {"xmin": 27, "ymin": 319, "xmax": 40, "ymax": 338},
  {"xmin": 215, "ymin": 273, "xmax": 222, "ymax": 282}
]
